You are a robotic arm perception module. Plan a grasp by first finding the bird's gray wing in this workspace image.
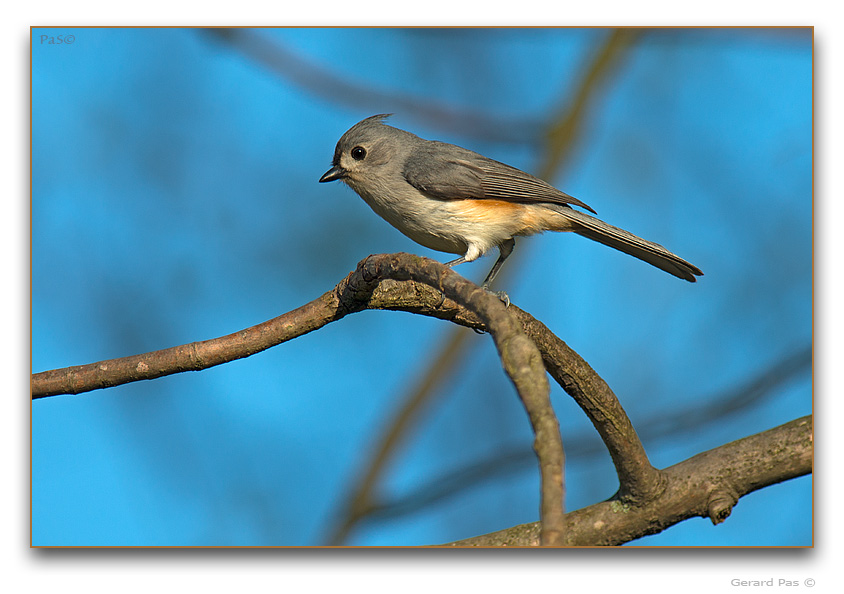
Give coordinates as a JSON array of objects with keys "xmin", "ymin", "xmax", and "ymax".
[
  {"xmin": 403, "ymin": 142, "xmax": 596, "ymax": 214},
  {"xmin": 402, "ymin": 146, "xmax": 486, "ymax": 200}
]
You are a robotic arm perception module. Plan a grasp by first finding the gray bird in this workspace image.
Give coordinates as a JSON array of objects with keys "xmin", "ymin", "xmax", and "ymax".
[{"xmin": 319, "ymin": 114, "xmax": 703, "ymax": 290}]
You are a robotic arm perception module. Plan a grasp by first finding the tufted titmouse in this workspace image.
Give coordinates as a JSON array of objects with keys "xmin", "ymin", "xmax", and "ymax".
[{"xmin": 319, "ymin": 114, "xmax": 703, "ymax": 289}]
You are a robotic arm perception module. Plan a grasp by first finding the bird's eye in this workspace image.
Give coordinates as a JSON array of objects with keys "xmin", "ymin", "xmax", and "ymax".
[{"xmin": 351, "ymin": 146, "xmax": 366, "ymax": 161}]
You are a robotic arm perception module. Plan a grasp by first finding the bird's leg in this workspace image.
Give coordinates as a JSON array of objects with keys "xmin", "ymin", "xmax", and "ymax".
[
  {"xmin": 443, "ymin": 240, "xmax": 513, "ymax": 306},
  {"xmin": 481, "ymin": 238, "xmax": 515, "ymax": 289},
  {"xmin": 481, "ymin": 238, "xmax": 515, "ymax": 306},
  {"xmin": 445, "ymin": 243, "xmax": 481, "ymax": 270}
]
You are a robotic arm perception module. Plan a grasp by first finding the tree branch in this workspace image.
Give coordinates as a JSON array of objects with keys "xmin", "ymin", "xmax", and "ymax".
[
  {"xmin": 370, "ymin": 297, "xmax": 663, "ymax": 505},
  {"xmin": 32, "ymin": 253, "xmax": 566, "ymax": 546},
  {"xmin": 444, "ymin": 415, "xmax": 812, "ymax": 547},
  {"xmin": 33, "ymin": 254, "xmax": 810, "ymax": 546}
]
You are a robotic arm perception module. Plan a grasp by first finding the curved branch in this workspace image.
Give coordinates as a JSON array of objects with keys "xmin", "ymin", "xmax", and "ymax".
[
  {"xmin": 512, "ymin": 309, "xmax": 663, "ymax": 503},
  {"xmin": 371, "ymin": 294, "xmax": 660, "ymax": 504},
  {"xmin": 350, "ymin": 255, "xmax": 565, "ymax": 546},
  {"xmin": 32, "ymin": 253, "xmax": 565, "ymax": 546},
  {"xmin": 444, "ymin": 415, "xmax": 813, "ymax": 547},
  {"xmin": 32, "ymin": 253, "xmax": 665, "ymax": 520}
]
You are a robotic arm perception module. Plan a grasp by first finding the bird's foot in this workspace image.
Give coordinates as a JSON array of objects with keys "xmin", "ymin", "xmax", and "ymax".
[{"xmin": 483, "ymin": 288, "xmax": 510, "ymax": 307}]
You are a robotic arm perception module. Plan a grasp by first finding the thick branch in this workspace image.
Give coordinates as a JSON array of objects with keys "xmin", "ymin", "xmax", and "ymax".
[
  {"xmin": 32, "ymin": 255, "xmax": 670, "ymax": 529},
  {"xmin": 445, "ymin": 415, "xmax": 813, "ymax": 547},
  {"xmin": 32, "ymin": 256, "xmax": 810, "ymax": 546}
]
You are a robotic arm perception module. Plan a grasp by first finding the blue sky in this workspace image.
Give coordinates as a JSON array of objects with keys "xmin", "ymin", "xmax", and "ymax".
[{"xmin": 31, "ymin": 27, "xmax": 812, "ymax": 547}]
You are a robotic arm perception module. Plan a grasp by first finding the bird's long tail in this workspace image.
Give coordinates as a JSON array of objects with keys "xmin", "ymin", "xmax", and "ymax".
[{"xmin": 557, "ymin": 207, "xmax": 703, "ymax": 282}]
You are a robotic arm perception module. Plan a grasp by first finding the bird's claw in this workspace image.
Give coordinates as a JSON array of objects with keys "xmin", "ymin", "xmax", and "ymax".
[{"xmin": 483, "ymin": 288, "xmax": 510, "ymax": 307}]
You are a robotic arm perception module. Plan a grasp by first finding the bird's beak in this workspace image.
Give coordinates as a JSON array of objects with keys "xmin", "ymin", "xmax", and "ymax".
[{"xmin": 319, "ymin": 165, "xmax": 346, "ymax": 183}]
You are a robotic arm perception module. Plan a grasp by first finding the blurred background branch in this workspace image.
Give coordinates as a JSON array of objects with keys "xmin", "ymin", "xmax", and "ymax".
[{"xmin": 203, "ymin": 28, "xmax": 544, "ymax": 144}]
